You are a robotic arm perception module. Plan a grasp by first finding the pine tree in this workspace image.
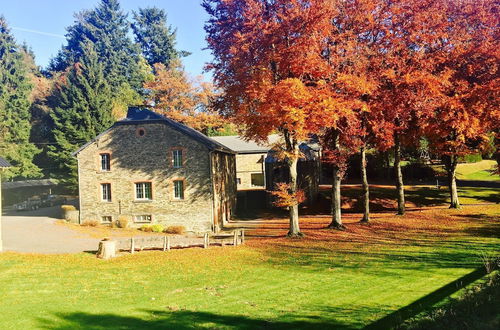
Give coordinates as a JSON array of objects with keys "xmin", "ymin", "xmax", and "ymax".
[
  {"xmin": 0, "ymin": 16, "xmax": 41, "ymax": 180},
  {"xmin": 132, "ymin": 7, "xmax": 189, "ymax": 68},
  {"xmin": 48, "ymin": 42, "xmax": 114, "ymax": 190},
  {"xmin": 49, "ymin": 0, "xmax": 143, "ymax": 92}
]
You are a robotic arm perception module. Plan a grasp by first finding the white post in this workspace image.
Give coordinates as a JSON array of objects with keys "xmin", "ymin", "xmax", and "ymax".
[
  {"xmin": 163, "ymin": 236, "xmax": 167, "ymax": 251},
  {"xmin": 233, "ymin": 230, "xmax": 238, "ymax": 246},
  {"xmin": 130, "ymin": 237, "xmax": 135, "ymax": 254},
  {"xmin": 167, "ymin": 236, "xmax": 170, "ymax": 251}
]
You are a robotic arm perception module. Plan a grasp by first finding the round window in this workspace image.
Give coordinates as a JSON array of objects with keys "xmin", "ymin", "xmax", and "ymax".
[{"xmin": 137, "ymin": 128, "xmax": 146, "ymax": 137}]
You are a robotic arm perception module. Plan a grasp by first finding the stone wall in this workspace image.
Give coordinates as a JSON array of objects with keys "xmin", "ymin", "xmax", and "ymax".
[
  {"xmin": 235, "ymin": 153, "xmax": 266, "ymax": 190},
  {"xmin": 77, "ymin": 123, "xmax": 216, "ymax": 233}
]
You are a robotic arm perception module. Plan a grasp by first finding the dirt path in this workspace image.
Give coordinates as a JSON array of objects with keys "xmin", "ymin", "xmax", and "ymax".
[{"xmin": 2, "ymin": 206, "xmax": 101, "ymax": 254}]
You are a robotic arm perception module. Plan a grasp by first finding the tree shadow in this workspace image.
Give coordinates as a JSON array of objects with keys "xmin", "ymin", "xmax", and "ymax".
[
  {"xmin": 38, "ymin": 308, "xmax": 360, "ymax": 330},
  {"xmin": 364, "ymin": 267, "xmax": 487, "ymax": 329}
]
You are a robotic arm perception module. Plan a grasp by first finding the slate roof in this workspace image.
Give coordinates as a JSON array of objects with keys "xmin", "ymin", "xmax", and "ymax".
[
  {"xmin": 73, "ymin": 107, "xmax": 235, "ymax": 156},
  {"xmin": 0, "ymin": 156, "xmax": 11, "ymax": 168},
  {"xmin": 211, "ymin": 134, "xmax": 321, "ymax": 154},
  {"xmin": 210, "ymin": 135, "xmax": 281, "ymax": 154},
  {"xmin": 3, "ymin": 179, "xmax": 57, "ymax": 190}
]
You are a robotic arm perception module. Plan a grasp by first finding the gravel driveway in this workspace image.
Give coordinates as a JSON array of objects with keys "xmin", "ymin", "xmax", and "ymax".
[{"xmin": 1, "ymin": 206, "xmax": 101, "ymax": 254}]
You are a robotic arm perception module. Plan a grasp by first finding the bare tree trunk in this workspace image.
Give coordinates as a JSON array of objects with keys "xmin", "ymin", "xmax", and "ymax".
[
  {"xmin": 444, "ymin": 155, "xmax": 460, "ymax": 208},
  {"xmin": 394, "ymin": 132, "xmax": 405, "ymax": 215},
  {"xmin": 328, "ymin": 130, "xmax": 344, "ymax": 229},
  {"xmin": 287, "ymin": 152, "xmax": 302, "ymax": 236},
  {"xmin": 360, "ymin": 145, "xmax": 370, "ymax": 223},
  {"xmin": 283, "ymin": 132, "xmax": 302, "ymax": 237}
]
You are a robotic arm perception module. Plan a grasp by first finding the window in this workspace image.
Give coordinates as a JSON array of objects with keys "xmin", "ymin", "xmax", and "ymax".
[
  {"xmin": 137, "ymin": 127, "xmax": 146, "ymax": 137},
  {"xmin": 100, "ymin": 153, "xmax": 110, "ymax": 171},
  {"xmin": 172, "ymin": 149, "xmax": 183, "ymax": 168},
  {"xmin": 173, "ymin": 180, "xmax": 184, "ymax": 200},
  {"xmin": 101, "ymin": 183, "xmax": 111, "ymax": 202},
  {"xmin": 101, "ymin": 216, "xmax": 112, "ymax": 224},
  {"xmin": 135, "ymin": 182, "xmax": 152, "ymax": 200},
  {"xmin": 251, "ymin": 173, "xmax": 265, "ymax": 187},
  {"xmin": 134, "ymin": 215, "xmax": 152, "ymax": 223}
]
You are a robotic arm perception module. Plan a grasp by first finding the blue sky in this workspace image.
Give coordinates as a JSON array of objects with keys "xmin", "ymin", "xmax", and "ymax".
[{"xmin": 1, "ymin": 0, "xmax": 212, "ymax": 79}]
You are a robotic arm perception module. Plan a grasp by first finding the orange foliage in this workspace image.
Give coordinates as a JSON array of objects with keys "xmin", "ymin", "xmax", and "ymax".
[
  {"xmin": 269, "ymin": 183, "xmax": 306, "ymax": 209},
  {"xmin": 144, "ymin": 60, "xmax": 227, "ymax": 133}
]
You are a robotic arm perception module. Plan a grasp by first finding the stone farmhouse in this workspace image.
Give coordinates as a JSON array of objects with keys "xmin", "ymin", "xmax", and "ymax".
[
  {"xmin": 73, "ymin": 107, "xmax": 236, "ymax": 233},
  {"xmin": 211, "ymin": 135, "xmax": 321, "ymax": 203}
]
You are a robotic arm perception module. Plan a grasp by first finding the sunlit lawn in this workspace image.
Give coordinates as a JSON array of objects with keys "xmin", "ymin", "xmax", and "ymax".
[{"xmin": 0, "ymin": 187, "xmax": 499, "ymax": 329}]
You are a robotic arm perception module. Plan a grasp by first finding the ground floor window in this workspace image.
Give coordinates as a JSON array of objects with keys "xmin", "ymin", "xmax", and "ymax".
[
  {"xmin": 134, "ymin": 215, "xmax": 152, "ymax": 223},
  {"xmin": 173, "ymin": 180, "xmax": 185, "ymax": 200},
  {"xmin": 101, "ymin": 216, "xmax": 112, "ymax": 224},
  {"xmin": 251, "ymin": 173, "xmax": 265, "ymax": 187},
  {"xmin": 135, "ymin": 182, "xmax": 152, "ymax": 200}
]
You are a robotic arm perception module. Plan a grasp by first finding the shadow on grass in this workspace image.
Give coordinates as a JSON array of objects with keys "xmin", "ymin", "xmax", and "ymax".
[
  {"xmin": 364, "ymin": 267, "xmax": 487, "ymax": 329},
  {"xmin": 38, "ymin": 309, "xmax": 359, "ymax": 330}
]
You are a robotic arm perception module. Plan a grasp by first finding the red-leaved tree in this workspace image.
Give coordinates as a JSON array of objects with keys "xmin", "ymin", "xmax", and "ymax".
[{"xmin": 203, "ymin": 0, "xmax": 341, "ymax": 236}]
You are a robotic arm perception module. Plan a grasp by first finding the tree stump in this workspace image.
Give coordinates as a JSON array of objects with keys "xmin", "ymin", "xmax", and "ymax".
[{"xmin": 96, "ymin": 239, "xmax": 116, "ymax": 259}]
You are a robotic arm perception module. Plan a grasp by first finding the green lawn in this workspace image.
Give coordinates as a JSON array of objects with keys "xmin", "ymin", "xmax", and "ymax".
[
  {"xmin": 456, "ymin": 160, "xmax": 500, "ymax": 182},
  {"xmin": 1, "ymin": 184, "xmax": 499, "ymax": 329}
]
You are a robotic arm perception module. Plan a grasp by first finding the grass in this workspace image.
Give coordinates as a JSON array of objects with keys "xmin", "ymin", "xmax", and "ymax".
[
  {"xmin": 1, "ymin": 198, "xmax": 499, "ymax": 329},
  {"xmin": 431, "ymin": 160, "xmax": 500, "ymax": 182}
]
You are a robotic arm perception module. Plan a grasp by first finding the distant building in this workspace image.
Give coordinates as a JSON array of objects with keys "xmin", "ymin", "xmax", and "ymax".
[
  {"xmin": 74, "ymin": 108, "xmax": 236, "ymax": 233},
  {"xmin": 211, "ymin": 135, "xmax": 321, "ymax": 203},
  {"xmin": 0, "ymin": 156, "xmax": 12, "ymax": 252}
]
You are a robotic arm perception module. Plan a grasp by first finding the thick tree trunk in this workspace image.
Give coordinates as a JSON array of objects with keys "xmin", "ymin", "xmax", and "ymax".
[
  {"xmin": 287, "ymin": 152, "xmax": 302, "ymax": 237},
  {"xmin": 445, "ymin": 155, "xmax": 460, "ymax": 208},
  {"xmin": 360, "ymin": 145, "xmax": 370, "ymax": 223},
  {"xmin": 394, "ymin": 132, "xmax": 405, "ymax": 215},
  {"xmin": 328, "ymin": 130, "xmax": 344, "ymax": 229}
]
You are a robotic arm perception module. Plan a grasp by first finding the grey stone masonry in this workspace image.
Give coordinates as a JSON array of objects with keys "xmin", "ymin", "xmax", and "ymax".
[{"xmin": 76, "ymin": 117, "xmax": 236, "ymax": 233}]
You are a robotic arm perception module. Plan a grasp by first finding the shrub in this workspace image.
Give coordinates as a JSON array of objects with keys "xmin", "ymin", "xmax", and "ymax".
[
  {"xmin": 117, "ymin": 216, "xmax": 129, "ymax": 229},
  {"xmin": 151, "ymin": 224, "xmax": 164, "ymax": 233},
  {"xmin": 164, "ymin": 225, "xmax": 186, "ymax": 235},
  {"xmin": 139, "ymin": 224, "xmax": 153, "ymax": 232},
  {"xmin": 61, "ymin": 205, "xmax": 76, "ymax": 212},
  {"xmin": 82, "ymin": 220, "xmax": 99, "ymax": 227}
]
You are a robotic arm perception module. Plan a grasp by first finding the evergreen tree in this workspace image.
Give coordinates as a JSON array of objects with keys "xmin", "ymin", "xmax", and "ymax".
[
  {"xmin": 132, "ymin": 7, "xmax": 189, "ymax": 68},
  {"xmin": 0, "ymin": 16, "xmax": 41, "ymax": 180},
  {"xmin": 49, "ymin": 0, "xmax": 143, "ymax": 92},
  {"xmin": 48, "ymin": 42, "xmax": 114, "ymax": 190}
]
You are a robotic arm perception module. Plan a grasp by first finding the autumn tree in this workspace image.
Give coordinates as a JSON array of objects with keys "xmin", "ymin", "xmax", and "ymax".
[
  {"xmin": 204, "ymin": 0, "xmax": 339, "ymax": 236},
  {"xmin": 144, "ymin": 59, "xmax": 227, "ymax": 134},
  {"xmin": 366, "ymin": 0, "xmax": 450, "ymax": 215},
  {"xmin": 424, "ymin": 0, "xmax": 499, "ymax": 208}
]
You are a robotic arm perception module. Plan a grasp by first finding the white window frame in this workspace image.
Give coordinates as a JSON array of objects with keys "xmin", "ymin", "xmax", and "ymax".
[
  {"xmin": 173, "ymin": 180, "xmax": 185, "ymax": 200},
  {"xmin": 135, "ymin": 182, "xmax": 152, "ymax": 200},
  {"xmin": 100, "ymin": 153, "xmax": 110, "ymax": 171},
  {"xmin": 101, "ymin": 216, "xmax": 112, "ymax": 224},
  {"xmin": 134, "ymin": 215, "xmax": 152, "ymax": 223},
  {"xmin": 101, "ymin": 183, "xmax": 111, "ymax": 202},
  {"xmin": 172, "ymin": 149, "xmax": 183, "ymax": 168}
]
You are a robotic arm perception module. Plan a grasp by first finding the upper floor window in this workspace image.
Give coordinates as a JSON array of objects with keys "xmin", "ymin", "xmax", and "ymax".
[
  {"xmin": 135, "ymin": 182, "xmax": 152, "ymax": 200},
  {"xmin": 101, "ymin": 183, "xmax": 111, "ymax": 202},
  {"xmin": 172, "ymin": 149, "xmax": 183, "ymax": 168},
  {"xmin": 100, "ymin": 153, "xmax": 110, "ymax": 171},
  {"xmin": 173, "ymin": 180, "xmax": 185, "ymax": 200}
]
